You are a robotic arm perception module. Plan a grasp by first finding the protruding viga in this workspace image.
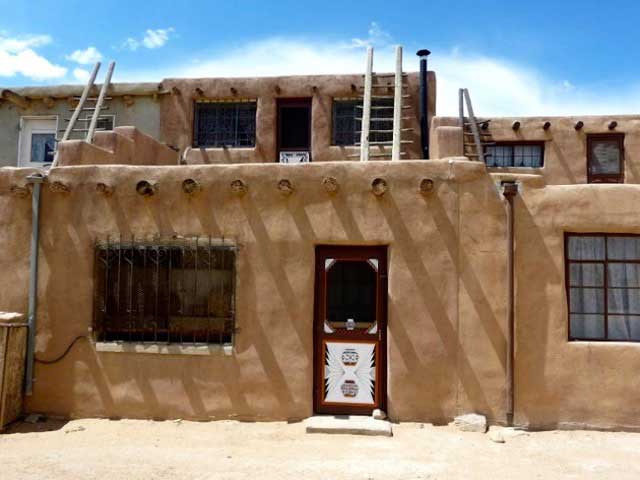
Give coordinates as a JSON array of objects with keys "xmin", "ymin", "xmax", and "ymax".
[
  {"xmin": 49, "ymin": 181, "xmax": 70, "ymax": 194},
  {"xmin": 322, "ymin": 176, "xmax": 339, "ymax": 194},
  {"xmin": 419, "ymin": 178, "xmax": 435, "ymax": 194},
  {"xmin": 371, "ymin": 178, "xmax": 387, "ymax": 196},
  {"xmin": 96, "ymin": 183, "xmax": 114, "ymax": 196},
  {"xmin": 136, "ymin": 180, "xmax": 157, "ymax": 196},
  {"xmin": 182, "ymin": 178, "xmax": 201, "ymax": 195},
  {"xmin": 277, "ymin": 179, "xmax": 294, "ymax": 196},
  {"xmin": 230, "ymin": 179, "xmax": 247, "ymax": 195}
]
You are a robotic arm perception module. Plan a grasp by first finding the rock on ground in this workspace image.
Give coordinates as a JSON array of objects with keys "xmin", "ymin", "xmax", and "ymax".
[{"xmin": 452, "ymin": 413, "xmax": 487, "ymax": 433}]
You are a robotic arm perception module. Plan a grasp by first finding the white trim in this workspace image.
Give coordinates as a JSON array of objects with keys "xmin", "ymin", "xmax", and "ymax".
[{"xmin": 17, "ymin": 115, "xmax": 58, "ymax": 167}]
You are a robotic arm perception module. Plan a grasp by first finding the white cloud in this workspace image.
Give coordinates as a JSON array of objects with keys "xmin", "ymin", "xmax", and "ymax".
[
  {"xmin": 0, "ymin": 33, "xmax": 66, "ymax": 80},
  {"xmin": 66, "ymin": 46, "xmax": 102, "ymax": 65},
  {"xmin": 116, "ymin": 31, "xmax": 640, "ymax": 116},
  {"xmin": 73, "ymin": 67, "xmax": 90, "ymax": 82},
  {"xmin": 350, "ymin": 21, "xmax": 392, "ymax": 48},
  {"xmin": 121, "ymin": 28, "xmax": 174, "ymax": 51}
]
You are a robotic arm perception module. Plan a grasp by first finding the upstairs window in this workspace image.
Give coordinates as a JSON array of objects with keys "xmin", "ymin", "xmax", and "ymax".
[
  {"xmin": 587, "ymin": 134, "xmax": 624, "ymax": 183},
  {"xmin": 194, "ymin": 100, "xmax": 257, "ymax": 148},
  {"xmin": 566, "ymin": 233, "xmax": 640, "ymax": 342},
  {"xmin": 332, "ymin": 98, "xmax": 393, "ymax": 146},
  {"xmin": 94, "ymin": 238, "xmax": 236, "ymax": 345},
  {"xmin": 485, "ymin": 143, "xmax": 544, "ymax": 167}
]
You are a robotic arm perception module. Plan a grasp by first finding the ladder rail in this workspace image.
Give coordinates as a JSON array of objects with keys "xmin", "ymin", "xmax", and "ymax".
[
  {"xmin": 86, "ymin": 61, "xmax": 115, "ymax": 144},
  {"xmin": 462, "ymin": 88, "xmax": 484, "ymax": 162},
  {"xmin": 391, "ymin": 45, "xmax": 403, "ymax": 161},
  {"xmin": 359, "ymin": 47, "xmax": 373, "ymax": 162}
]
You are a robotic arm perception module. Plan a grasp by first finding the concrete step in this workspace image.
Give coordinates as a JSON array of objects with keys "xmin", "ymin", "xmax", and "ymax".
[{"xmin": 304, "ymin": 415, "xmax": 393, "ymax": 437}]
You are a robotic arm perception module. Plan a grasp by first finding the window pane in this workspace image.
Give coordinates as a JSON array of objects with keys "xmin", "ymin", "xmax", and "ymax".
[
  {"xmin": 608, "ymin": 315, "xmax": 640, "ymax": 341},
  {"xmin": 569, "ymin": 263, "xmax": 604, "ymax": 287},
  {"xmin": 485, "ymin": 145, "xmax": 512, "ymax": 167},
  {"xmin": 332, "ymin": 100, "xmax": 359, "ymax": 146},
  {"xmin": 590, "ymin": 139, "xmax": 621, "ymax": 174},
  {"xmin": 570, "ymin": 314, "xmax": 605, "ymax": 339},
  {"xmin": 195, "ymin": 102, "xmax": 256, "ymax": 147},
  {"xmin": 513, "ymin": 145, "xmax": 543, "ymax": 167},
  {"xmin": 608, "ymin": 288, "xmax": 640, "ymax": 315},
  {"xmin": 569, "ymin": 287, "xmax": 604, "ymax": 313},
  {"xmin": 567, "ymin": 236, "xmax": 605, "ymax": 260},
  {"xmin": 607, "ymin": 236, "xmax": 640, "ymax": 260},
  {"xmin": 608, "ymin": 263, "xmax": 640, "ymax": 287},
  {"xmin": 326, "ymin": 260, "xmax": 377, "ymax": 329},
  {"xmin": 30, "ymin": 133, "xmax": 55, "ymax": 163}
]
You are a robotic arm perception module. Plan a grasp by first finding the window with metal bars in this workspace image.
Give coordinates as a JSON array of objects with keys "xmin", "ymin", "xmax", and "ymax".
[
  {"xmin": 485, "ymin": 142, "xmax": 544, "ymax": 167},
  {"xmin": 566, "ymin": 233, "xmax": 640, "ymax": 342},
  {"xmin": 331, "ymin": 98, "xmax": 394, "ymax": 146},
  {"xmin": 94, "ymin": 238, "xmax": 236, "ymax": 345},
  {"xmin": 587, "ymin": 134, "xmax": 624, "ymax": 183},
  {"xmin": 193, "ymin": 101, "xmax": 257, "ymax": 148}
]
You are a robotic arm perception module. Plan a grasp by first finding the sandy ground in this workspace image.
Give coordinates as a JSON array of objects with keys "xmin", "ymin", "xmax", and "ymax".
[{"xmin": 1, "ymin": 418, "xmax": 639, "ymax": 479}]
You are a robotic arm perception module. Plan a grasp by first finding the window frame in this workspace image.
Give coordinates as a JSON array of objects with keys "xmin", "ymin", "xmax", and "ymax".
[
  {"xmin": 330, "ymin": 97, "xmax": 394, "ymax": 147},
  {"xmin": 565, "ymin": 232, "xmax": 640, "ymax": 342},
  {"xmin": 17, "ymin": 115, "xmax": 58, "ymax": 167},
  {"xmin": 484, "ymin": 141, "xmax": 545, "ymax": 168},
  {"xmin": 587, "ymin": 133, "xmax": 625, "ymax": 184},
  {"xmin": 93, "ymin": 238, "xmax": 237, "ymax": 346},
  {"xmin": 192, "ymin": 100, "xmax": 257, "ymax": 149}
]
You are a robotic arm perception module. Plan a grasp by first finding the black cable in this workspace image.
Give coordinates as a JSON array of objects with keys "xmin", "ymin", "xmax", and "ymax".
[{"xmin": 35, "ymin": 336, "xmax": 89, "ymax": 364}]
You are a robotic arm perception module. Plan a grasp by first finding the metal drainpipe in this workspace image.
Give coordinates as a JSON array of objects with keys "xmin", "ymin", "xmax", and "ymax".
[
  {"xmin": 416, "ymin": 49, "xmax": 431, "ymax": 159},
  {"xmin": 25, "ymin": 172, "xmax": 45, "ymax": 396},
  {"xmin": 502, "ymin": 180, "xmax": 518, "ymax": 426}
]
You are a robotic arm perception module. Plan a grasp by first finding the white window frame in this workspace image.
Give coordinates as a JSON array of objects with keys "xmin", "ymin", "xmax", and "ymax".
[{"xmin": 17, "ymin": 115, "xmax": 59, "ymax": 168}]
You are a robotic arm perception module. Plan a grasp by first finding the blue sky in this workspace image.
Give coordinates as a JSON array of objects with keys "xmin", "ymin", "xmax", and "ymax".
[{"xmin": 1, "ymin": 0, "xmax": 640, "ymax": 116}]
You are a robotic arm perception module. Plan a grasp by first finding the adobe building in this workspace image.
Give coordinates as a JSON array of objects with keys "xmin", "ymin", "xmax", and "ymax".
[{"xmin": 0, "ymin": 47, "xmax": 639, "ymax": 431}]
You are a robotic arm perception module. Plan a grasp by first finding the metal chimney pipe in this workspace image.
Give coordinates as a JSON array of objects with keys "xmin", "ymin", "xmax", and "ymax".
[{"xmin": 416, "ymin": 49, "xmax": 431, "ymax": 159}]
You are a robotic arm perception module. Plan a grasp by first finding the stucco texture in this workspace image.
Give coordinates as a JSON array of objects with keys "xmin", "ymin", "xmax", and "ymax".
[
  {"xmin": 0, "ymin": 159, "xmax": 512, "ymax": 425},
  {"xmin": 160, "ymin": 73, "xmax": 436, "ymax": 164}
]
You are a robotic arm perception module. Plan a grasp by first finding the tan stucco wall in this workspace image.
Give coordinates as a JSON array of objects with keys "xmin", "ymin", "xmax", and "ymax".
[
  {"xmin": 0, "ymin": 159, "xmax": 509, "ymax": 425},
  {"xmin": 432, "ymin": 115, "xmax": 640, "ymax": 185},
  {"xmin": 160, "ymin": 73, "xmax": 436, "ymax": 164}
]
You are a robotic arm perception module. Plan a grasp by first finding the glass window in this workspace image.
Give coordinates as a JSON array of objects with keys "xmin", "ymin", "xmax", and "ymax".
[
  {"xmin": 566, "ymin": 234, "xmax": 640, "ymax": 341},
  {"xmin": 485, "ymin": 143, "xmax": 543, "ymax": 167},
  {"xmin": 194, "ymin": 101, "xmax": 257, "ymax": 148},
  {"xmin": 587, "ymin": 134, "xmax": 624, "ymax": 183},
  {"xmin": 93, "ymin": 239, "xmax": 236, "ymax": 345},
  {"xmin": 30, "ymin": 133, "xmax": 56, "ymax": 163},
  {"xmin": 331, "ymin": 98, "xmax": 394, "ymax": 146},
  {"xmin": 326, "ymin": 260, "xmax": 377, "ymax": 330}
]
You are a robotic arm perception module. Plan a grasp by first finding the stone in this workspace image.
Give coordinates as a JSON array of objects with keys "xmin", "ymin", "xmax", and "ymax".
[
  {"xmin": 451, "ymin": 413, "xmax": 487, "ymax": 433},
  {"xmin": 372, "ymin": 409, "xmax": 386, "ymax": 420},
  {"xmin": 304, "ymin": 415, "xmax": 392, "ymax": 437},
  {"xmin": 488, "ymin": 429, "xmax": 505, "ymax": 443}
]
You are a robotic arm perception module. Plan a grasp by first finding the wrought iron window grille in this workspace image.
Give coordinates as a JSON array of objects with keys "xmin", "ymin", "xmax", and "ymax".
[
  {"xmin": 193, "ymin": 101, "xmax": 257, "ymax": 148},
  {"xmin": 93, "ymin": 236, "xmax": 237, "ymax": 346}
]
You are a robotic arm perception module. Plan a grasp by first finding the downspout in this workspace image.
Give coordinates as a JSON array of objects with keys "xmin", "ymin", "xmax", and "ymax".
[
  {"xmin": 25, "ymin": 172, "xmax": 45, "ymax": 396},
  {"xmin": 416, "ymin": 49, "xmax": 431, "ymax": 159},
  {"xmin": 502, "ymin": 180, "xmax": 518, "ymax": 426}
]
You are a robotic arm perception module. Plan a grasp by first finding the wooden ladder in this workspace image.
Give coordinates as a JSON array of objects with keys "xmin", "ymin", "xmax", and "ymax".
[
  {"xmin": 353, "ymin": 46, "xmax": 414, "ymax": 161},
  {"xmin": 459, "ymin": 88, "xmax": 494, "ymax": 161}
]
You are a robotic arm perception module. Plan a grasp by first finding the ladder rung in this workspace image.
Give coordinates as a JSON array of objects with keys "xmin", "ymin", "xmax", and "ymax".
[
  {"xmin": 58, "ymin": 128, "xmax": 108, "ymax": 133},
  {"xmin": 355, "ymin": 117, "xmax": 412, "ymax": 122},
  {"xmin": 74, "ymin": 96, "xmax": 113, "ymax": 101},
  {"xmin": 368, "ymin": 95, "xmax": 411, "ymax": 99},
  {"xmin": 68, "ymin": 107, "xmax": 109, "ymax": 112},
  {"xmin": 356, "ymin": 140, "xmax": 413, "ymax": 146},
  {"xmin": 356, "ymin": 128, "xmax": 414, "ymax": 133},
  {"xmin": 463, "ymin": 119, "xmax": 491, "ymax": 126},
  {"xmin": 356, "ymin": 105, "xmax": 411, "ymax": 110},
  {"xmin": 64, "ymin": 116, "xmax": 112, "ymax": 122},
  {"xmin": 371, "ymin": 73, "xmax": 408, "ymax": 78}
]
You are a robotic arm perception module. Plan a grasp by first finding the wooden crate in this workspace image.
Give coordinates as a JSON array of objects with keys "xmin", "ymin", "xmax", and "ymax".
[{"xmin": 0, "ymin": 313, "xmax": 27, "ymax": 431}]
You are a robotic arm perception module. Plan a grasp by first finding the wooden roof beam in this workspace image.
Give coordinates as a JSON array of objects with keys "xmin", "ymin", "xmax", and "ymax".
[{"xmin": 1, "ymin": 89, "xmax": 31, "ymax": 109}]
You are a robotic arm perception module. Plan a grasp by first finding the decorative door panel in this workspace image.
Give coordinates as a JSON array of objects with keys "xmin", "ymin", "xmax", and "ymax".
[{"xmin": 314, "ymin": 246, "xmax": 387, "ymax": 415}]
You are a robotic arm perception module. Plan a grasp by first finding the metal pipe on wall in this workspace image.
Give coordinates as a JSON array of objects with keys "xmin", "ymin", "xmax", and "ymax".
[
  {"xmin": 25, "ymin": 172, "xmax": 45, "ymax": 396},
  {"xmin": 502, "ymin": 181, "xmax": 518, "ymax": 425},
  {"xmin": 416, "ymin": 49, "xmax": 431, "ymax": 159}
]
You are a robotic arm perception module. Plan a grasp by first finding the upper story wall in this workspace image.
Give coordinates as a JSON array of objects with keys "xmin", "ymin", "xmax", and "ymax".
[
  {"xmin": 159, "ymin": 72, "xmax": 436, "ymax": 164},
  {"xmin": 0, "ymin": 83, "xmax": 163, "ymax": 168},
  {"xmin": 432, "ymin": 115, "xmax": 640, "ymax": 185}
]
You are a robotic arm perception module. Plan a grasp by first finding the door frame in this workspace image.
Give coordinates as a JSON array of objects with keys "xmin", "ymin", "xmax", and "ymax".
[
  {"xmin": 313, "ymin": 245, "xmax": 388, "ymax": 415},
  {"xmin": 276, "ymin": 97, "xmax": 312, "ymax": 162}
]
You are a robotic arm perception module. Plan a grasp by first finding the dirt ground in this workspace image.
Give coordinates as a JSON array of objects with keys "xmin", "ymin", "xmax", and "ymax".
[{"xmin": 1, "ymin": 418, "xmax": 639, "ymax": 479}]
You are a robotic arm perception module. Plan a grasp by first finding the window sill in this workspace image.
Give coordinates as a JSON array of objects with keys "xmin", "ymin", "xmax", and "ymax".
[{"xmin": 95, "ymin": 341, "xmax": 233, "ymax": 356}]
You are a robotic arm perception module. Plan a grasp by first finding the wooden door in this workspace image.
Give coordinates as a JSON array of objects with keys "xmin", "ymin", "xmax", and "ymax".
[{"xmin": 314, "ymin": 245, "xmax": 387, "ymax": 415}]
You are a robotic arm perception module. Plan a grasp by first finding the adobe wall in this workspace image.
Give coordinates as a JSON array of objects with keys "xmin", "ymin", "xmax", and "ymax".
[
  {"xmin": 159, "ymin": 73, "xmax": 436, "ymax": 164},
  {"xmin": 0, "ymin": 159, "xmax": 508, "ymax": 424},
  {"xmin": 0, "ymin": 96, "xmax": 162, "ymax": 168},
  {"xmin": 432, "ymin": 115, "xmax": 640, "ymax": 185}
]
